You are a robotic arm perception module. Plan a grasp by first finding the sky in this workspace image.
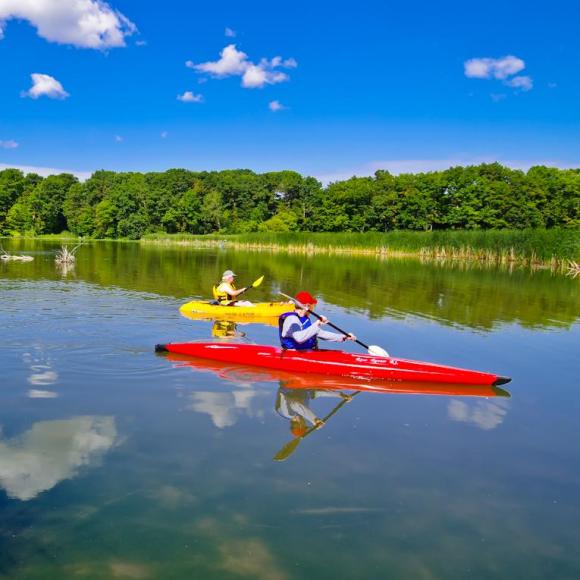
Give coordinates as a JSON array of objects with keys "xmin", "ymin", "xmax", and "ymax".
[{"xmin": 1, "ymin": 0, "xmax": 580, "ymax": 182}]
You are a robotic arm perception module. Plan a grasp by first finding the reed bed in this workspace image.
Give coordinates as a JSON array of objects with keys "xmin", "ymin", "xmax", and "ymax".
[{"xmin": 142, "ymin": 229, "xmax": 579, "ymax": 273}]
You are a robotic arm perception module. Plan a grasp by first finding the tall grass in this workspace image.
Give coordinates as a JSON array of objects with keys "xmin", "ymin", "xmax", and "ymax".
[{"xmin": 142, "ymin": 229, "xmax": 580, "ymax": 265}]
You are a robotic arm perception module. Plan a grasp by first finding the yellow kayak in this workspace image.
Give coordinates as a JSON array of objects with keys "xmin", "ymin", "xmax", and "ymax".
[
  {"xmin": 179, "ymin": 310, "xmax": 280, "ymax": 327},
  {"xmin": 179, "ymin": 300, "xmax": 294, "ymax": 320}
]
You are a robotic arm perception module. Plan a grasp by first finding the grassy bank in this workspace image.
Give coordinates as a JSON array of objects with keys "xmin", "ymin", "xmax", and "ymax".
[{"xmin": 141, "ymin": 229, "xmax": 580, "ymax": 267}]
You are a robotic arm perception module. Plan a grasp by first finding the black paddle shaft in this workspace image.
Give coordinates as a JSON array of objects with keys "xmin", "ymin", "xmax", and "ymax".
[{"xmin": 307, "ymin": 309, "xmax": 370, "ymax": 350}]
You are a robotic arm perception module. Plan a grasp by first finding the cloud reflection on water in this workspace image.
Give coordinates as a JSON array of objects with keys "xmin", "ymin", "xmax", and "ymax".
[
  {"xmin": 27, "ymin": 389, "xmax": 58, "ymax": 398},
  {"xmin": 0, "ymin": 416, "xmax": 117, "ymax": 501},
  {"xmin": 448, "ymin": 399, "xmax": 510, "ymax": 430},
  {"xmin": 188, "ymin": 389, "xmax": 268, "ymax": 428}
]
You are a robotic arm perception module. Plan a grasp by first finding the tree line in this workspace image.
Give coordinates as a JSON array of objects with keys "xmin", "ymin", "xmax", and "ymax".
[{"xmin": 0, "ymin": 163, "xmax": 578, "ymax": 239}]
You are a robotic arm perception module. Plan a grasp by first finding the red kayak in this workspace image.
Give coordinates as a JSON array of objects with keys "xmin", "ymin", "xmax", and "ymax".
[
  {"xmin": 155, "ymin": 342, "xmax": 511, "ymax": 386},
  {"xmin": 164, "ymin": 352, "xmax": 511, "ymax": 397}
]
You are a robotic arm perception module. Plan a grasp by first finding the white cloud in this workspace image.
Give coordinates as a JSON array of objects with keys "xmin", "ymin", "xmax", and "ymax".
[
  {"xmin": 276, "ymin": 57, "xmax": 298, "ymax": 69},
  {"xmin": 177, "ymin": 91, "xmax": 204, "ymax": 103},
  {"xmin": 464, "ymin": 55, "xmax": 525, "ymax": 79},
  {"xmin": 268, "ymin": 100, "xmax": 286, "ymax": 112},
  {"xmin": 160, "ymin": 130, "xmax": 168, "ymax": 139},
  {"xmin": 464, "ymin": 55, "xmax": 532, "ymax": 93},
  {"xmin": 0, "ymin": 0, "xmax": 136, "ymax": 49},
  {"xmin": 22, "ymin": 73, "xmax": 69, "ymax": 99},
  {"xmin": 188, "ymin": 44, "xmax": 297, "ymax": 89},
  {"xmin": 504, "ymin": 75, "xmax": 533, "ymax": 91},
  {"xmin": 0, "ymin": 163, "xmax": 91, "ymax": 181},
  {"xmin": 188, "ymin": 44, "xmax": 249, "ymax": 76},
  {"xmin": 0, "ymin": 140, "xmax": 18, "ymax": 149},
  {"xmin": 242, "ymin": 64, "xmax": 288, "ymax": 88},
  {"xmin": 225, "ymin": 27, "xmax": 236, "ymax": 38}
]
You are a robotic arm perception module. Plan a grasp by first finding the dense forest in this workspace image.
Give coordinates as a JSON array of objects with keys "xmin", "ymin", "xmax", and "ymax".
[{"xmin": 0, "ymin": 163, "xmax": 578, "ymax": 239}]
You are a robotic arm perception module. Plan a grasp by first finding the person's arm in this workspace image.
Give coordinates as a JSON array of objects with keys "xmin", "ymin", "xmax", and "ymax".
[
  {"xmin": 312, "ymin": 389, "xmax": 345, "ymax": 399},
  {"xmin": 317, "ymin": 328, "xmax": 348, "ymax": 342},
  {"xmin": 275, "ymin": 390, "xmax": 292, "ymax": 419},
  {"xmin": 287, "ymin": 401, "xmax": 318, "ymax": 426},
  {"xmin": 230, "ymin": 286, "xmax": 248, "ymax": 297},
  {"xmin": 220, "ymin": 282, "xmax": 247, "ymax": 298},
  {"xmin": 316, "ymin": 316, "xmax": 356, "ymax": 343},
  {"xmin": 281, "ymin": 317, "xmax": 320, "ymax": 344}
]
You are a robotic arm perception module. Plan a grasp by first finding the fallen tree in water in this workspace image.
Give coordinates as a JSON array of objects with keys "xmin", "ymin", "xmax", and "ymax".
[{"xmin": 0, "ymin": 246, "xmax": 33, "ymax": 262}]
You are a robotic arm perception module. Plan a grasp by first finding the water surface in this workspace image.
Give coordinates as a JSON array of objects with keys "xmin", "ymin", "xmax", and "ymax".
[{"xmin": 1, "ymin": 240, "xmax": 579, "ymax": 579}]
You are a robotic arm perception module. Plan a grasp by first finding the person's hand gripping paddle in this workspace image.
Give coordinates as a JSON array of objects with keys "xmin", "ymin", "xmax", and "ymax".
[{"xmin": 280, "ymin": 291, "xmax": 389, "ymax": 357}]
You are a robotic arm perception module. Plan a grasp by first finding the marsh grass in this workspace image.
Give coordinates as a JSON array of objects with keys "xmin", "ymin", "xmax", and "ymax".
[{"xmin": 142, "ymin": 229, "xmax": 579, "ymax": 272}]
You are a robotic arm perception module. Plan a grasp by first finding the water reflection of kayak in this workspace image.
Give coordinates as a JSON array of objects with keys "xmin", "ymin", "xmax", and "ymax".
[
  {"xmin": 179, "ymin": 300, "xmax": 293, "ymax": 319},
  {"xmin": 162, "ymin": 351, "xmax": 511, "ymax": 397}
]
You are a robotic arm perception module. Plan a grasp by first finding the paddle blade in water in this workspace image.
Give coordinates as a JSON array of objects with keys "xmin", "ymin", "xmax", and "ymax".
[{"xmin": 368, "ymin": 345, "xmax": 389, "ymax": 357}]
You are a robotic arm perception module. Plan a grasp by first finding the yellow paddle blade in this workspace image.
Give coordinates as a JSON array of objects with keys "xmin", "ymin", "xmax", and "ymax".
[
  {"xmin": 273, "ymin": 437, "xmax": 301, "ymax": 462},
  {"xmin": 251, "ymin": 275, "xmax": 265, "ymax": 288}
]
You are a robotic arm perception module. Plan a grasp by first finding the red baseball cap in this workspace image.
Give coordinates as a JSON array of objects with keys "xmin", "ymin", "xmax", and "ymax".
[{"xmin": 295, "ymin": 291, "xmax": 317, "ymax": 305}]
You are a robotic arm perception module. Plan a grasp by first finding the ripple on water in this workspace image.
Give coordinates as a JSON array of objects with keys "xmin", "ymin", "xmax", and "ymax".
[{"xmin": 0, "ymin": 279, "xmax": 195, "ymax": 384}]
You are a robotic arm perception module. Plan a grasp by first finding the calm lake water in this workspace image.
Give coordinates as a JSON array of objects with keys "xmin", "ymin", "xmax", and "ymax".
[{"xmin": 1, "ymin": 239, "xmax": 579, "ymax": 579}]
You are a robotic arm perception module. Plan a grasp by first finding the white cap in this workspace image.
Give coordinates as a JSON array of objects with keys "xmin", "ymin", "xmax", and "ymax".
[{"xmin": 222, "ymin": 270, "xmax": 236, "ymax": 279}]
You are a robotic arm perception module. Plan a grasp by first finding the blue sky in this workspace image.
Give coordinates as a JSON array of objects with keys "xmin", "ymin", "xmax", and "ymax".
[{"xmin": 1, "ymin": 0, "xmax": 579, "ymax": 182}]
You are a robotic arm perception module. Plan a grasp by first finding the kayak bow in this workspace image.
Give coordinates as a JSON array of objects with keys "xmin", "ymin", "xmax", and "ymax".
[{"xmin": 155, "ymin": 342, "xmax": 511, "ymax": 386}]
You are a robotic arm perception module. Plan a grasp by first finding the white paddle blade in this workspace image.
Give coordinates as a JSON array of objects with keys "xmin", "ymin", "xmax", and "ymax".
[{"xmin": 368, "ymin": 345, "xmax": 389, "ymax": 357}]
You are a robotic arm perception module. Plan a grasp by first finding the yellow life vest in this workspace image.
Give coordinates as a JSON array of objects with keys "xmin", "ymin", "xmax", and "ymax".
[{"xmin": 215, "ymin": 281, "xmax": 236, "ymax": 304}]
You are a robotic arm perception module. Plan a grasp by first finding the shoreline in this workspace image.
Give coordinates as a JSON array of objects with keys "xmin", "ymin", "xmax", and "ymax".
[
  {"xmin": 139, "ymin": 236, "xmax": 579, "ymax": 275},
  {"xmin": 3, "ymin": 231, "xmax": 579, "ymax": 275}
]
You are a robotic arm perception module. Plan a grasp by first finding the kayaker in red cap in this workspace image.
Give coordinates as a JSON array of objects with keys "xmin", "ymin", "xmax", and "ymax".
[{"xmin": 279, "ymin": 291, "xmax": 356, "ymax": 350}]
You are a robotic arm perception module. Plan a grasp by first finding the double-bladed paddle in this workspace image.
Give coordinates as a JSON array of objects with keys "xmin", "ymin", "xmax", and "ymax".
[{"xmin": 279, "ymin": 291, "xmax": 389, "ymax": 357}]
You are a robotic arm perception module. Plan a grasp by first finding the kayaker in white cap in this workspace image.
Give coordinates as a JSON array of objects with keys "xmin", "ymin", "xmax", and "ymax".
[{"xmin": 215, "ymin": 270, "xmax": 253, "ymax": 306}]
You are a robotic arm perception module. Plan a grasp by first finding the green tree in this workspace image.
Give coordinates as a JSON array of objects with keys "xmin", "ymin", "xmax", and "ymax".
[
  {"xmin": 0, "ymin": 169, "xmax": 26, "ymax": 233},
  {"xmin": 201, "ymin": 190, "xmax": 223, "ymax": 232},
  {"xmin": 258, "ymin": 209, "xmax": 299, "ymax": 232},
  {"xmin": 20, "ymin": 173, "xmax": 77, "ymax": 234}
]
